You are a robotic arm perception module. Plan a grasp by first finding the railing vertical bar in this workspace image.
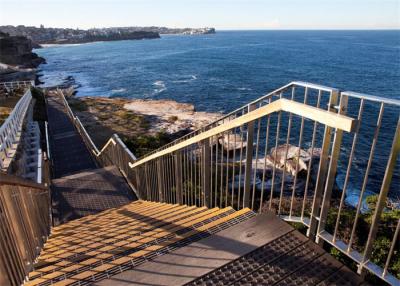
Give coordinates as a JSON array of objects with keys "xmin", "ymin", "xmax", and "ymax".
[
  {"xmin": 174, "ymin": 152, "xmax": 183, "ymax": 205},
  {"xmin": 383, "ymin": 219, "xmax": 400, "ymax": 277},
  {"xmin": 202, "ymin": 138, "xmax": 211, "ymax": 208},
  {"xmin": 289, "ymin": 87, "xmax": 308, "ymax": 218},
  {"xmin": 279, "ymin": 87, "xmax": 296, "ymax": 215},
  {"xmin": 231, "ymin": 127, "xmax": 237, "ymax": 208},
  {"xmin": 259, "ymin": 102, "xmax": 272, "ymax": 213},
  {"xmin": 333, "ymin": 99, "xmax": 364, "ymax": 242},
  {"xmin": 170, "ymin": 154, "xmax": 175, "ymax": 203},
  {"xmin": 347, "ymin": 102, "xmax": 385, "ymax": 252},
  {"xmin": 237, "ymin": 110, "xmax": 245, "ymax": 209},
  {"xmin": 190, "ymin": 147, "xmax": 194, "ymax": 205},
  {"xmin": 243, "ymin": 104, "xmax": 256, "ymax": 209},
  {"xmin": 194, "ymin": 145, "xmax": 198, "ymax": 206},
  {"xmin": 251, "ymin": 117, "xmax": 262, "ymax": 210},
  {"xmin": 308, "ymin": 89, "xmax": 339, "ymax": 239},
  {"xmin": 210, "ymin": 137, "xmax": 214, "ymax": 208},
  {"xmin": 360, "ymin": 117, "xmax": 400, "ymax": 274},
  {"xmin": 269, "ymin": 110, "xmax": 282, "ymax": 210},
  {"xmin": 316, "ymin": 94, "xmax": 348, "ymax": 243},
  {"xmin": 225, "ymin": 131, "xmax": 230, "ymax": 207},
  {"xmin": 157, "ymin": 158, "xmax": 164, "ymax": 203},
  {"xmin": 219, "ymin": 132, "xmax": 225, "ymax": 208},
  {"xmin": 184, "ymin": 147, "xmax": 188, "ymax": 205},
  {"xmin": 301, "ymin": 90, "xmax": 322, "ymax": 221},
  {"xmin": 215, "ymin": 135, "xmax": 219, "ymax": 207}
]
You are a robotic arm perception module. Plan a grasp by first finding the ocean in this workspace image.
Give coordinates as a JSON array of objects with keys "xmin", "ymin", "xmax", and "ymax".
[{"xmin": 35, "ymin": 30, "xmax": 400, "ymax": 206}]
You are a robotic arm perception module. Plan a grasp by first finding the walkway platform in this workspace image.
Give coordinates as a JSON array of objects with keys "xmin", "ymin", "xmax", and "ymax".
[
  {"xmin": 51, "ymin": 166, "xmax": 135, "ymax": 225},
  {"xmin": 46, "ymin": 92, "xmax": 97, "ymax": 178},
  {"xmin": 46, "ymin": 91, "xmax": 135, "ymax": 225},
  {"xmin": 25, "ymin": 201, "xmax": 362, "ymax": 286}
]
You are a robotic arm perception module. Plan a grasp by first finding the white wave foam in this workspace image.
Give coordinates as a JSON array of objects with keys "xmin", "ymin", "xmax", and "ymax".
[
  {"xmin": 172, "ymin": 75, "xmax": 198, "ymax": 83},
  {"xmin": 237, "ymin": 87, "xmax": 252, "ymax": 91},
  {"xmin": 153, "ymin": 80, "xmax": 167, "ymax": 94},
  {"xmin": 111, "ymin": 88, "xmax": 127, "ymax": 93}
]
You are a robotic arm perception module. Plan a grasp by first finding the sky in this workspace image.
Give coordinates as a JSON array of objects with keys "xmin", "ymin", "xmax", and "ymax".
[{"xmin": 0, "ymin": 0, "xmax": 399, "ymax": 30}]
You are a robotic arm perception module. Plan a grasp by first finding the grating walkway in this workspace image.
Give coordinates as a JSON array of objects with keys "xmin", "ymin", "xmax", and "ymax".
[
  {"xmin": 51, "ymin": 166, "xmax": 135, "ymax": 225},
  {"xmin": 25, "ymin": 201, "xmax": 363, "ymax": 286},
  {"xmin": 25, "ymin": 201, "xmax": 255, "ymax": 286},
  {"xmin": 46, "ymin": 92, "xmax": 97, "ymax": 178},
  {"xmin": 95, "ymin": 210, "xmax": 363, "ymax": 286},
  {"xmin": 46, "ymin": 91, "xmax": 135, "ymax": 225}
]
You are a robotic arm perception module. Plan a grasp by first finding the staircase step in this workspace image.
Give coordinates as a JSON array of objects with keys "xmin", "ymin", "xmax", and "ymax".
[{"xmin": 25, "ymin": 201, "xmax": 255, "ymax": 286}]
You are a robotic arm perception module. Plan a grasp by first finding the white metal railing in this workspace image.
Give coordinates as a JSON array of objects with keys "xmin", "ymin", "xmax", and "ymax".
[
  {"xmin": 127, "ymin": 82, "xmax": 400, "ymax": 285},
  {"xmin": 0, "ymin": 88, "xmax": 33, "ymax": 170},
  {"xmin": 58, "ymin": 81, "xmax": 400, "ymax": 285},
  {"xmin": 0, "ymin": 80, "xmax": 34, "ymax": 90}
]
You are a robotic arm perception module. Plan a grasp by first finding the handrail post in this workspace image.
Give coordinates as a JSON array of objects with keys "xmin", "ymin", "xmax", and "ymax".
[
  {"xmin": 316, "ymin": 93, "xmax": 348, "ymax": 243},
  {"xmin": 157, "ymin": 159, "xmax": 164, "ymax": 202},
  {"xmin": 174, "ymin": 152, "xmax": 183, "ymax": 204},
  {"xmin": 202, "ymin": 138, "xmax": 211, "ymax": 208},
  {"xmin": 243, "ymin": 103, "xmax": 256, "ymax": 209},
  {"xmin": 307, "ymin": 90, "xmax": 339, "ymax": 239},
  {"xmin": 359, "ymin": 118, "xmax": 400, "ymax": 275}
]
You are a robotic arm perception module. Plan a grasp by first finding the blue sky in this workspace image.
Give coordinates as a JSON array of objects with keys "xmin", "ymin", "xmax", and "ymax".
[{"xmin": 0, "ymin": 0, "xmax": 399, "ymax": 30}]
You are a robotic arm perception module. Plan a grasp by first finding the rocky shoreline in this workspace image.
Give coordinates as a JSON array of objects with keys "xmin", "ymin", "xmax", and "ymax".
[
  {"xmin": 62, "ymin": 88, "xmax": 221, "ymax": 149},
  {"xmin": 0, "ymin": 32, "xmax": 45, "ymax": 82}
]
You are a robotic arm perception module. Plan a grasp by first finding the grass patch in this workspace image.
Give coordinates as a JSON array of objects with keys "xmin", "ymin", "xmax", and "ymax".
[
  {"xmin": 168, "ymin": 115, "xmax": 178, "ymax": 122},
  {"xmin": 123, "ymin": 131, "xmax": 172, "ymax": 157},
  {"xmin": 68, "ymin": 99, "xmax": 88, "ymax": 112}
]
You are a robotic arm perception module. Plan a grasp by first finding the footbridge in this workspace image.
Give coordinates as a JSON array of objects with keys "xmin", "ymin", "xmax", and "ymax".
[{"xmin": 1, "ymin": 81, "xmax": 399, "ymax": 286}]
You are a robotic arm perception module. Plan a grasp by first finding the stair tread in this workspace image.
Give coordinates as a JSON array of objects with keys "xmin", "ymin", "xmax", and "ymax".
[{"xmin": 25, "ymin": 201, "xmax": 255, "ymax": 286}]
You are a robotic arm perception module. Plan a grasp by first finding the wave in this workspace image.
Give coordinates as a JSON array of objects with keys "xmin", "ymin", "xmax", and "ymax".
[
  {"xmin": 172, "ymin": 75, "xmax": 198, "ymax": 83},
  {"xmin": 111, "ymin": 88, "xmax": 127, "ymax": 93},
  {"xmin": 152, "ymin": 80, "xmax": 167, "ymax": 94},
  {"xmin": 237, "ymin": 87, "xmax": 252, "ymax": 91}
]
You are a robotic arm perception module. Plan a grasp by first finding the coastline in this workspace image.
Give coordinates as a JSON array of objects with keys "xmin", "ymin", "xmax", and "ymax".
[{"xmin": 62, "ymin": 88, "xmax": 222, "ymax": 155}]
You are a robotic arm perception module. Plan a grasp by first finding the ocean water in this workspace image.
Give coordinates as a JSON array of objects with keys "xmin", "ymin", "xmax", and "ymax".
[{"xmin": 35, "ymin": 31, "xmax": 400, "ymax": 206}]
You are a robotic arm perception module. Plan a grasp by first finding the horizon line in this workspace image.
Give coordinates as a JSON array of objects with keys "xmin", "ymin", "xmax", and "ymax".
[{"xmin": 0, "ymin": 24, "xmax": 399, "ymax": 31}]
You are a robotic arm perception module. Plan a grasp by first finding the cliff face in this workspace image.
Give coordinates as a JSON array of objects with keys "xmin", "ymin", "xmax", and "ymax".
[{"xmin": 0, "ymin": 32, "xmax": 45, "ymax": 68}]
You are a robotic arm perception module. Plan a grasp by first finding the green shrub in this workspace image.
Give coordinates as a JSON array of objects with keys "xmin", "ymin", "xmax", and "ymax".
[{"xmin": 123, "ymin": 131, "xmax": 172, "ymax": 157}]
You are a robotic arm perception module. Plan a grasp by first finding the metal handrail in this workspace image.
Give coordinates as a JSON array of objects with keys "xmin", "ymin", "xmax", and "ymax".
[
  {"xmin": 0, "ymin": 173, "xmax": 50, "ymax": 286},
  {"xmin": 141, "ymin": 81, "xmax": 340, "ymax": 159},
  {"xmin": 129, "ymin": 98, "xmax": 356, "ymax": 169},
  {"xmin": 0, "ymin": 81, "xmax": 34, "ymax": 92},
  {"xmin": 57, "ymin": 82, "xmax": 399, "ymax": 284},
  {"xmin": 124, "ymin": 82, "xmax": 399, "ymax": 284},
  {"xmin": 0, "ymin": 88, "xmax": 33, "ymax": 170}
]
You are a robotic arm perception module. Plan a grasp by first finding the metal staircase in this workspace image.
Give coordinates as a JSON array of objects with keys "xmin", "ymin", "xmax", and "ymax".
[{"xmin": 0, "ymin": 81, "xmax": 399, "ymax": 285}]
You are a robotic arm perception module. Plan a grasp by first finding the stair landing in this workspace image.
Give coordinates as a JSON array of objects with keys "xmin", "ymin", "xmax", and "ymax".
[
  {"xmin": 25, "ymin": 201, "xmax": 362, "ymax": 286},
  {"xmin": 51, "ymin": 166, "xmax": 135, "ymax": 225}
]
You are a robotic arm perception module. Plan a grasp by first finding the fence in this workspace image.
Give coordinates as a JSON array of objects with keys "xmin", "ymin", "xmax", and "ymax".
[
  {"xmin": 0, "ymin": 87, "xmax": 33, "ymax": 171},
  {"xmin": 59, "ymin": 82, "xmax": 399, "ymax": 284},
  {"xmin": 0, "ymin": 81, "xmax": 34, "ymax": 90},
  {"xmin": 0, "ymin": 174, "xmax": 50, "ymax": 286}
]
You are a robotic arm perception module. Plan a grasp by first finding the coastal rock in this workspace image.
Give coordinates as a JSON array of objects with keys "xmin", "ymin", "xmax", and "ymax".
[
  {"xmin": 123, "ymin": 99, "xmax": 221, "ymax": 134},
  {"xmin": 269, "ymin": 144, "xmax": 310, "ymax": 176},
  {"xmin": 217, "ymin": 133, "xmax": 247, "ymax": 151},
  {"xmin": 0, "ymin": 32, "xmax": 45, "ymax": 82},
  {"xmin": 0, "ymin": 32, "xmax": 45, "ymax": 68}
]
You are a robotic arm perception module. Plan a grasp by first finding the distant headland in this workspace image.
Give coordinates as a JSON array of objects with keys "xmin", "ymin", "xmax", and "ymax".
[
  {"xmin": 0, "ymin": 25, "xmax": 215, "ymax": 82},
  {"xmin": 0, "ymin": 25, "xmax": 216, "ymax": 46}
]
